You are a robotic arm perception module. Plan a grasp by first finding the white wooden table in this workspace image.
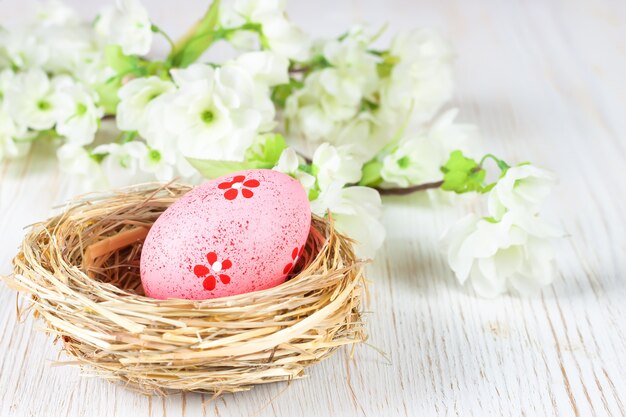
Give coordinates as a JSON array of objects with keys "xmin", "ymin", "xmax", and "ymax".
[{"xmin": 1, "ymin": 1, "xmax": 625, "ymax": 416}]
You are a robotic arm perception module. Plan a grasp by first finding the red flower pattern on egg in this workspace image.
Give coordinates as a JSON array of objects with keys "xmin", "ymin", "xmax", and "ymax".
[
  {"xmin": 218, "ymin": 175, "xmax": 260, "ymax": 200},
  {"xmin": 193, "ymin": 251, "xmax": 232, "ymax": 291},
  {"xmin": 283, "ymin": 245, "xmax": 305, "ymax": 275}
]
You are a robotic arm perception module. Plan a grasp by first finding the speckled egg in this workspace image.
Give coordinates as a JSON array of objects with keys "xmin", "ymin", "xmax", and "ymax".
[{"xmin": 140, "ymin": 169, "xmax": 311, "ymax": 300}]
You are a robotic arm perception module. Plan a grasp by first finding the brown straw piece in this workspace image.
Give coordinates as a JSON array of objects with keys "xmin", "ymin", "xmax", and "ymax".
[
  {"xmin": 1, "ymin": 183, "xmax": 367, "ymax": 394},
  {"xmin": 83, "ymin": 226, "xmax": 150, "ymax": 274}
]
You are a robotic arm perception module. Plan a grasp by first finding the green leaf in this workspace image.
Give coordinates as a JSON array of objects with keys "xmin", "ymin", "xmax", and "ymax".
[
  {"xmin": 440, "ymin": 150, "xmax": 487, "ymax": 194},
  {"xmin": 271, "ymin": 79, "xmax": 303, "ymax": 109},
  {"xmin": 444, "ymin": 150, "xmax": 477, "ymax": 172},
  {"xmin": 466, "ymin": 169, "xmax": 487, "ymax": 192},
  {"xmin": 244, "ymin": 133, "xmax": 287, "ymax": 167},
  {"xmin": 308, "ymin": 54, "xmax": 331, "ymax": 71},
  {"xmin": 104, "ymin": 45, "xmax": 140, "ymax": 73},
  {"xmin": 187, "ymin": 158, "xmax": 260, "ymax": 179},
  {"xmin": 307, "ymin": 187, "xmax": 320, "ymax": 201},
  {"xmin": 359, "ymin": 160, "xmax": 383, "ymax": 186},
  {"xmin": 482, "ymin": 182, "xmax": 496, "ymax": 193},
  {"xmin": 90, "ymin": 151, "xmax": 107, "ymax": 164},
  {"xmin": 93, "ymin": 77, "xmax": 123, "ymax": 115},
  {"xmin": 376, "ymin": 54, "xmax": 400, "ymax": 78},
  {"xmin": 299, "ymin": 163, "xmax": 314, "ymax": 175},
  {"xmin": 119, "ymin": 131, "xmax": 138, "ymax": 144},
  {"xmin": 360, "ymin": 98, "xmax": 379, "ymax": 112},
  {"xmin": 169, "ymin": 0, "xmax": 222, "ymax": 67},
  {"xmin": 288, "ymin": 54, "xmax": 331, "ymax": 75},
  {"xmin": 187, "ymin": 134, "xmax": 287, "ymax": 178}
]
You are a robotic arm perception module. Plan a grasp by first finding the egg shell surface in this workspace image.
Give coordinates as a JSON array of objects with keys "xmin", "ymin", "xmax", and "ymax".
[{"xmin": 140, "ymin": 169, "xmax": 311, "ymax": 300}]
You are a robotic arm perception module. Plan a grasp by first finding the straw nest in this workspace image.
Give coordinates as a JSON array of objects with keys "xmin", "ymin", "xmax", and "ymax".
[{"xmin": 2, "ymin": 183, "xmax": 367, "ymax": 395}]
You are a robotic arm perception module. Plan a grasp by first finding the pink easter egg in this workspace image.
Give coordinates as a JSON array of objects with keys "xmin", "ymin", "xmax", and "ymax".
[{"xmin": 140, "ymin": 169, "xmax": 311, "ymax": 300}]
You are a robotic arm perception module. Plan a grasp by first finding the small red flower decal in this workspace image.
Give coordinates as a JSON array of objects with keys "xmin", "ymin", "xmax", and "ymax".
[
  {"xmin": 193, "ymin": 251, "xmax": 232, "ymax": 291},
  {"xmin": 218, "ymin": 175, "xmax": 260, "ymax": 200},
  {"xmin": 283, "ymin": 245, "xmax": 305, "ymax": 275}
]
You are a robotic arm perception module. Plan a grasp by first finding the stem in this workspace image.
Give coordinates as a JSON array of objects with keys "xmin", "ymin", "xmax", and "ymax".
[
  {"xmin": 118, "ymin": 131, "xmax": 138, "ymax": 144},
  {"xmin": 377, "ymin": 100, "xmax": 415, "ymax": 157},
  {"xmin": 152, "ymin": 24, "xmax": 175, "ymax": 53},
  {"xmin": 291, "ymin": 152, "xmax": 443, "ymax": 195},
  {"xmin": 289, "ymin": 66, "xmax": 310, "ymax": 74},
  {"xmin": 369, "ymin": 22, "xmax": 389, "ymax": 43},
  {"xmin": 171, "ymin": 20, "xmax": 201, "ymax": 56},
  {"xmin": 180, "ymin": 25, "xmax": 247, "ymax": 49},
  {"xmin": 479, "ymin": 153, "xmax": 510, "ymax": 171},
  {"xmin": 168, "ymin": 0, "xmax": 222, "ymax": 67},
  {"xmin": 375, "ymin": 180, "xmax": 444, "ymax": 196},
  {"xmin": 170, "ymin": 23, "xmax": 262, "ymax": 67}
]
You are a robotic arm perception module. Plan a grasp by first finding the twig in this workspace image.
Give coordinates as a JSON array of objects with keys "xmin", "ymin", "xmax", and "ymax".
[{"xmin": 375, "ymin": 180, "xmax": 444, "ymax": 196}]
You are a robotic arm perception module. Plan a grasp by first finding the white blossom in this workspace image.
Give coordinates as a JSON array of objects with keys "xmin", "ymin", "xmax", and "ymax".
[
  {"xmin": 40, "ymin": 25, "xmax": 99, "ymax": 76},
  {"xmin": 380, "ymin": 136, "xmax": 442, "ymax": 188},
  {"xmin": 224, "ymin": 52, "xmax": 286, "ymax": 131},
  {"xmin": 4, "ymin": 69, "xmax": 60, "ymax": 131},
  {"xmin": 220, "ymin": 0, "xmax": 284, "ymax": 27},
  {"xmin": 221, "ymin": 0, "xmax": 311, "ymax": 60},
  {"xmin": 227, "ymin": 30, "xmax": 260, "ymax": 51},
  {"xmin": 70, "ymin": 49, "xmax": 115, "ymax": 86},
  {"xmin": 163, "ymin": 63, "xmax": 266, "ymax": 161},
  {"xmin": 116, "ymin": 76, "xmax": 176, "ymax": 132},
  {"xmin": 135, "ymin": 92, "xmax": 177, "ymax": 152},
  {"xmin": 35, "ymin": 0, "xmax": 82, "ymax": 27},
  {"xmin": 311, "ymin": 183, "xmax": 385, "ymax": 259},
  {"xmin": 380, "ymin": 109, "xmax": 479, "ymax": 188},
  {"xmin": 123, "ymin": 83, "xmax": 198, "ymax": 182},
  {"xmin": 0, "ymin": 30, "xmax": 8, "ymax": 69},
  {"xmin": 258, "ymin": 13, "xmax": 310, "ymax": 61},
  {"xmin": 0, "ymin": 111, "xmax": 31, "ymax": 161},
  {"xmin": 273, "ymin": 147, "xmax": 315, "ymax": 191},
  {"xmin": 0, "ymin": 69, "xmax": 15, "ymax": 102},
  {"xmin": 95, "ymin": 0, "xmax": 153, "ymax": 56},
  {"xmin": 322, "ymin": 26, "xmax": 378, "ymax": 98},
  {"xmin": 234, "ymin": 51, "xmax": 289, "ymax": 87},
  {"xmin": 0, "ymin": 28, "xmax": 49, "ymax": 70},
  {"xmin": 286, "ymin": 69, "xmax": 362, "ymax": 141},
  {"xmin": 137, "ymin": 145, "xmax": 176, "ymax": 181},
  {"xmin": 323, "ymin": 113, "xmax": 389, "ymax": 165},
  {"xmin": 442, "ymin": 211, "xmax": 561, "ymax": 297},
  {"xmin": 312, "ymin": 143, "xmax": 362, "ymax": 190},
  {"xmin": 0, "ymin": 69, "xmax": 31, "ymax": 160},
  {"xmin": 285, "ymin": 29, "xmax": 380, "ymax": 145},
  {"xmin": 132, "ymin": 87, "xmax": 198, "ymax": 179},
  {"xmin": 488, "ymin": 164, "xmax": 558, "ymax": 219},
  {"xmin": 174, "ymin": 152, "xmax": 201, "ymax": 180},
  {"xmin": 380, "ymin": 29, "xmax": 454, "ymax": 125},
  {"xmin": 56, "ymin": 143, "xmax": 106, "ymax": 189},
  {"xmin": 32, "ymin": 1, "xmax": 98, "ymax": 75},
  {"xmin": 93, "ymin": 141, "xmax": 152, "ymax": 187},
  {"xmin": 169, "ymin": 63, "xmax": 214, "ymax": 86},
  {"xmin": 55, "ymin": 81, "xmax": 104, "ymax": 145},
  {"xmin": 428, "ymin": 108, "xmax": 480, "ymax": 158},
  {"xmin": 0, "ymin": 1, "xmax": 101, "ymax": 75}
]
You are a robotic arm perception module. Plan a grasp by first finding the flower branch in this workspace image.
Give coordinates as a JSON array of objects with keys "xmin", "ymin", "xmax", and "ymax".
[{"xmin": 0, "ymin": 0, "xmax": 561, "ymax": 297}]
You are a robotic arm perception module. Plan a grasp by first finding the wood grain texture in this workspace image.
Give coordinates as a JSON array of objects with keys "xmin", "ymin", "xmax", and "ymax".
[{"xmin": 1, "ymin": 0, "xmax": 625, "ymax": 416}]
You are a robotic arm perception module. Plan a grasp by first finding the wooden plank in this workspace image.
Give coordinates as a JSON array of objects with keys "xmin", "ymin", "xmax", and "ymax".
[{"xmin": 0, "ymin": 0, "xmax": 624, "ymax": 416}]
